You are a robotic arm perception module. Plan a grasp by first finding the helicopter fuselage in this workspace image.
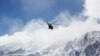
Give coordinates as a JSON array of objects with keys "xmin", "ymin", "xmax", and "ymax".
[{"xmin": 48, "ymin": 24, "xmax": 53, "ymax": 30}]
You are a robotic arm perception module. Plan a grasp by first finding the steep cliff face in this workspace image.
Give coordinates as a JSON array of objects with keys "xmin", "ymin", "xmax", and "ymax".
[
  {"xmin": 41, "ymin": 31, "xmax": 100, "ymax": 56},
  {"xmin": 0, "ymin": 31, "xmax": 100, "ymax": 56},
  {"xmin": 66, "ymin": 31, "xmax": 100, "ymax": 56}
]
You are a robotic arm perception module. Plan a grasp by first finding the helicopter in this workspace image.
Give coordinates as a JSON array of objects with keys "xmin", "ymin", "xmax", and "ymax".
[
  {"xmin": 44, "ymin": 20, "xmax": 58, "ymax": 30},
  {"xmin": 36, "ymin": 19, "xmax": 59, "ymax": 30}
]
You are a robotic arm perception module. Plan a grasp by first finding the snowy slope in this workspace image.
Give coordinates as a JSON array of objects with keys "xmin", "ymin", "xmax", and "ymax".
[
  {"xmin": 40, "ymin": 31, "xmax": 100, "ymax": 56},
  {"xmin": 0, "ymin": 31, "xmax": 100, "ymax": 56}
]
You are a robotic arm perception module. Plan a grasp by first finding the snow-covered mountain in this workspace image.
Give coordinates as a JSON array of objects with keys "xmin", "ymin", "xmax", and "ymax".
[
  {"xmin": 40, "ymin": 31, "xmax": 100, "ymax": 56},
  {"xmin": 0, "ymin": 31, "xmax": 100, "ymax": 56}
]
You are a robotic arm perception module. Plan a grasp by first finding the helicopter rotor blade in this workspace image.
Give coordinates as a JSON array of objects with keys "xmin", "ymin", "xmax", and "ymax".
[
  {"xmin": 51, "ymin": 20, "xmax": 58, "ymax": 24},
  {"xmin": 53, "ymin": 23, "xmax": 61, "ymax": 25},
  {"xmin": 43, "ymin": 19, "xmax": 50, "ymax": 25}
]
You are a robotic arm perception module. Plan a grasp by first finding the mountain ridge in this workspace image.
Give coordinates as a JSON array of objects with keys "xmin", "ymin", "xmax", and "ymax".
[{"xmin": 0, "ymin": 31, "xmax": 100, "ymax": 56}]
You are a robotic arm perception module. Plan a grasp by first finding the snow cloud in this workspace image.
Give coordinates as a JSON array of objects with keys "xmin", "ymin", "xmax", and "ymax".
[{"xmin": 84, "ymin": 0, "xmax": 100, "ymax": 19}]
